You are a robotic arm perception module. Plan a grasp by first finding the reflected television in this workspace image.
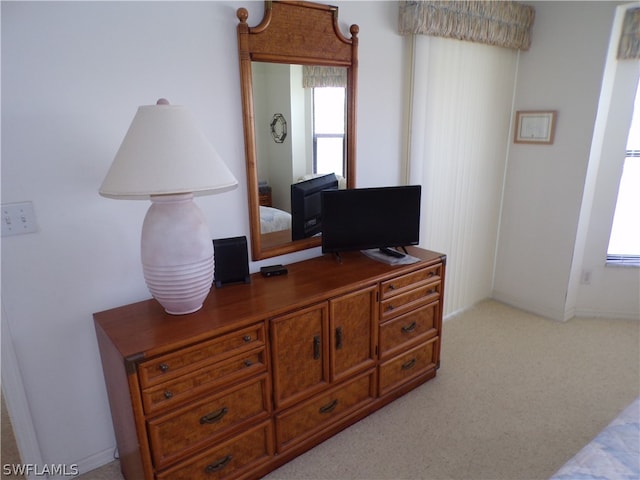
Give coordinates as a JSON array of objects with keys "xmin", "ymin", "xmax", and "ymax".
[{"xmin": 291, "ymin": 173, "xmax": 339, "ymax": 241}]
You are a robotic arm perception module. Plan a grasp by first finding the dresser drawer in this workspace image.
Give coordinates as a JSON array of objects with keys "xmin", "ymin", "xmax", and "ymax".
[
  {"xmin": 142, "ymin": 348, "xmax": 267, "ymax": 415},
  {"xmin": 380, "ymin": 264, "xmax": 441, "ymax": 299},
  {"xmin": 275, "ymin": 371, "xmax": 375, "ymax": 452},
  {"xmin": 138, "ymin": 323, "xmax": 265, "ymax": 388},
  {"xmin": 379, "ymin": 301, "xmax": 439, "ymax": 360},
  {"xmin": 378, "ymin": 338, "xmax": 438, "ymax": 396},
  {"xmin": 148, "ymin": 375, "xmax": 270, "ymax": 468},
  {"xmin": 380, "ymin": 282, "xmax": 440, "ymax": 322},
  {"xmin": 156, "ymin": 420, "xmax": 273, "ymax": 480}
]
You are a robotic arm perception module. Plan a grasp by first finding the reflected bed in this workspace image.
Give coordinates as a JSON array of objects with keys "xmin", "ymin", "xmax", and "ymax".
[{"xmin": 260, "ymin": 206, "xmax": 291, "ymax": 234}]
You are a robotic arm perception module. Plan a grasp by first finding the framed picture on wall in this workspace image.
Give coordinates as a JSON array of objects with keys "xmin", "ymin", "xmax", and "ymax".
[{"xmin": 514, "ymin": 110, "xmax": 557, "ymax": 144}]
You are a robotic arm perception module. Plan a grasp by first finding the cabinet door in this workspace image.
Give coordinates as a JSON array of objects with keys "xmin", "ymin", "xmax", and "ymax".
[
  {"xmin": 271, "ymin": 303, "xmax": 329, "ymax": 408},
  {"xmin": 329, "ymin": 285, "xmax": 377, "ymax": 382}
]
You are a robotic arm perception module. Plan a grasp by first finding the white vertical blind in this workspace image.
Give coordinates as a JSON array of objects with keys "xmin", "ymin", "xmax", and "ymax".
[{"xmin": 408, "ymin": 35, "xmax": 518, "ymax": 316}]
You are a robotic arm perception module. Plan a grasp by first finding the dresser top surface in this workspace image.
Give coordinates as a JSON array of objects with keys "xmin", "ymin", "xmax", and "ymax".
[{"xmin": 94, "ymin": 247, "xmax": 445, "ymax": 361}]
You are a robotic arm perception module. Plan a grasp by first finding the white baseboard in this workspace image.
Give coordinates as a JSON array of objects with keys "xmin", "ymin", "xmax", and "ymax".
[
  {"xmin": 573, "ymin": 306, "xmax": 640, "ymax": 320},
  {"xmin": 492, "ymin": 290, "xmax": 639, "ymax": 321},
  {"xmin": 48, "ymin": 447, "xmax": 117, "ymax": 480},
  {"xmin": 491, "ymin": 290, "xmax": 568, "ymax": 321}
]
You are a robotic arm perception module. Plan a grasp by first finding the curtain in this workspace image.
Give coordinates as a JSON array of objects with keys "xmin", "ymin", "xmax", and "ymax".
[
  {"xmin": 617, "ymin": 7, "xmax": 640, "ymax": 60},
  {"xmin": 408, "ymin": 35, "xmax": 518, "ymax": 316},
  {"xmin": 302, "ymin": 66, "xmax": 347, "ymax": 88},
  {"xmin": 399, "ymin": 0, "xmax": 535, "ymax": 51}
]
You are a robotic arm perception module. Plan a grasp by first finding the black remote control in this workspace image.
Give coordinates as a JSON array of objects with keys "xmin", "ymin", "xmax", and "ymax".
[
  {"xmin": 261, "ymin": 264, "xmax": 288, "ymax": 277},
  {"xmin": 379, "ymin": 247, "xmax": 405, "ymax": 258}
]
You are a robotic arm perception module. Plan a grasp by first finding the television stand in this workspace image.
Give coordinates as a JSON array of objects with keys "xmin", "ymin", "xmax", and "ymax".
[{"xmin": 94, "ymin": 247, "xmax": 445, "ymax": 480}]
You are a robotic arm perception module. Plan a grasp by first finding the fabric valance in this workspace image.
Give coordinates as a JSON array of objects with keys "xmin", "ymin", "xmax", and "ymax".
[
  {"xmin": 399, "ymin": 1, "xmax": 535, "ymax": 51},
  {"xmin": 302, "ymin": 66, "xmax": 347, "ymax": 88},
  {"xmin": 618, "ymin": 7, "xmax": 640, "ymax": 60}
]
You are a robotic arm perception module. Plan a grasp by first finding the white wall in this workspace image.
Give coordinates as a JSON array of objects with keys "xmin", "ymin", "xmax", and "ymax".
[
  {"xmin": 253, "ymin": 62, "xmax": 295, "ymax": 210},
  {"xmin": 342, "ymin": 1, "xmax": 409, "ymax": 187},
  {"xmin": 571, "ymin": 3, "xmax": 640, "ymax": 319},
  {"xmin": 493, "ymin": 2, "xmax": 637, "ymax": 321},
  {"xmin": 1, "ymin": 1, "xmax": 407, "ymax": 474}
]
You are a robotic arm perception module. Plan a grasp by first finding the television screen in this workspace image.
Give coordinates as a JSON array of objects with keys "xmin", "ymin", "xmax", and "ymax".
[
  {"xmin": 291, "ymin": 173, "xmax": 339, "ymax": 241},
  {"xmin": 321, "ymin": 185, "xmax": 421, "ymax": 253}
]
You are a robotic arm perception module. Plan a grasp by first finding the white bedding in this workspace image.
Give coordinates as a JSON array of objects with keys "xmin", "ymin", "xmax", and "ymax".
[
  {"xmin": 550, "ymin": 396, "xmax": 640, "ymax": 480},
  {"xmin": 260, "ymin": 206, "xmax": 291, "ymax": 233}
]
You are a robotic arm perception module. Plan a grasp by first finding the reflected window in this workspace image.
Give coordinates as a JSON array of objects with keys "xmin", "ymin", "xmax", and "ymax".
[
  {"xmin": 312, "ymin": 87, "xmax": 345, "ymax": 176},
  {"xmin": 607, "ymin": 81, "xmax": 640, "ymax": 265}
]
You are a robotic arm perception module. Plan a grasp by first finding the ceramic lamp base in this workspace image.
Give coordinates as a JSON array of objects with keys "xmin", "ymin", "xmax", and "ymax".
[{"xmin": 141, "ymin": 193, "xmax": 213, "ymax": 315}]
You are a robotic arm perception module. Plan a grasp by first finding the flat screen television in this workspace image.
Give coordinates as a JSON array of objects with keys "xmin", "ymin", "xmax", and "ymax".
[
  {"xmin": 291, "ymin": 173, "xmax": 339, "ymax": 241},
  {"xmin": 321, "ymin": 185, "xmax": 421, "ymax": 254}
]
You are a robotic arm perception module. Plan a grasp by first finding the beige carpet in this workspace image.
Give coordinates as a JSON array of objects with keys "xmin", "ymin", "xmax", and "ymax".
[
  {"xmin": 6, "ymin": 300, "xmax": 639, "ymax": 480},
  {"xmin": 1, "ymin": 391, "xmax": 24, "ymax": 479}
]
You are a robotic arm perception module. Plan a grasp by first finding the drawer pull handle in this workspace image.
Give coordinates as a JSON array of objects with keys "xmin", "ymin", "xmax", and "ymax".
[
  {"xmin": 428, "ymin": 289, "xmax": 437, "ymax": 295},
  {"xmin": 428, "ymin": 271, "xmax": 435, "ymax": 277},
  {"xmin": 386, "ymin": 304, "xmax": 395, "ymax": 312},
  {"xmin": 204, "ymin": 455, "xmax": 232, "ymax": 474},
  {"xmin": 313, "ymin": 335, "xmax": 321, "ymax": 360},
  {"xmin": 388, "ymin": 284, "xmax": 396, "ymax": 291},
  {"xmin": 244, "ymin": 359, "xmax": 253, "ymax": 367},
  {"xmin": 200, "ymin": 407, "xmax": 228, "ymax": 425},
  {"xmin": 402, "ymin": 358, "xmax": 417, "ymax": 370},
  {"xmin": 163, "ymin": 391, "xmax": 173, "ymax": 400},
  {"xmin": 335, "ymin": 327, "xmax": 343, "ymax": 350},
  {"xmin": 401, "ymin": 321, "xmax": 417, "ymax": 333},
  {"xmin": 319, "ymin": 399, "xmax": 338, "ymax": 414},
  {"xmin": 158, "ymin": 363, "xmax": 169, "ymax": 373},
  {"xmin": 243, "ymin": 335, "xmax": 252, "ymax": 342}
]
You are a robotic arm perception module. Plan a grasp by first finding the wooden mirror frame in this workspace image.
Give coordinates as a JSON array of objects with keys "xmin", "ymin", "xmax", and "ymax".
[{"xmin": 237, "ymin": 0, "xmax": 358, "ymax": 260}]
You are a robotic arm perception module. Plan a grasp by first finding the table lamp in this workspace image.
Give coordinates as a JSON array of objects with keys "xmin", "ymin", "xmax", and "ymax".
[{"xmin": 100, "ymin": 99, "xmax": 238, "ymax": 314}]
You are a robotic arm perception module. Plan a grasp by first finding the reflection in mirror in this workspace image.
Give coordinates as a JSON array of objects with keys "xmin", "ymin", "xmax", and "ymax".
[
  {"xmin": 237, "ymin": 1, "xmax": 358, "ymax": 260},
  {"xmin": 252, "ymin": 63, "xmax": 348, "ymax": 247}
]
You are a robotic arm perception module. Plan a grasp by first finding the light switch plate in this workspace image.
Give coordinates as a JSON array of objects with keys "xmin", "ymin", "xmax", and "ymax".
[{"xmin": 2, "ymin": 202, "xmax": 38, "ymax": 237}]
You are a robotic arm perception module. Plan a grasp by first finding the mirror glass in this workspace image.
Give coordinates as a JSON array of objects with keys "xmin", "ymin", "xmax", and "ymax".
[
  {"xmin": 252, "ymin": 62, "xmax": 348, "ymax": 250},
  {"xmin": 237, "ymin": 1, "xmax": 358, "ymax": 260}
]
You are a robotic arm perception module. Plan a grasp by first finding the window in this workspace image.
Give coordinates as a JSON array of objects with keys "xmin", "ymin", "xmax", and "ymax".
[
  {"xmin": 607, "ymin": 81, "xmax": 640, "ymax": 265},
  {"xmin": 312, "ymin": 87, "xmax": 345, "ymax": 176}
]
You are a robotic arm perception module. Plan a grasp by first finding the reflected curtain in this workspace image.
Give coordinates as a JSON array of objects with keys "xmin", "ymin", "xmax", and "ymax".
[
  {"xmin": 302, "ymin": 66, "xmax": 347, "ymax": 88},
  {"xmin": 406, "ymin": 35, "xmax": 519, "ymax": 316},
  {"xmin": 617, "ymin": 7, "xmax": 640, "ymax": 60}
]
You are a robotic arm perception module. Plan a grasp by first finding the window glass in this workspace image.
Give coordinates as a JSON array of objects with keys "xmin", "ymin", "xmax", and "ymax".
[
  {"xmin": 313, "ymin": 88, "xmax": 345, "ymax": 176},
  {"xmin": 607, "ymin": 82, "xmax": 640, "ymax": 261}
]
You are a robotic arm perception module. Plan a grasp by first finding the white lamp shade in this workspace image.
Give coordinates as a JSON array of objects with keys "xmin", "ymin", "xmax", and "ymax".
[
  {"xmin": 99, "ymin": 100, "xmax": 238, "ymax": 315},
  {"xmin": 100, "ymin": 103, "xmax": 237, "ymax": 199}
]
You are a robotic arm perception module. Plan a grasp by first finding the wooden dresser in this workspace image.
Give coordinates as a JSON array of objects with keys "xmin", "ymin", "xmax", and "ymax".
[{"xmin": 94, "ymin": 247, "xmax": 445, "ymax": 480}]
